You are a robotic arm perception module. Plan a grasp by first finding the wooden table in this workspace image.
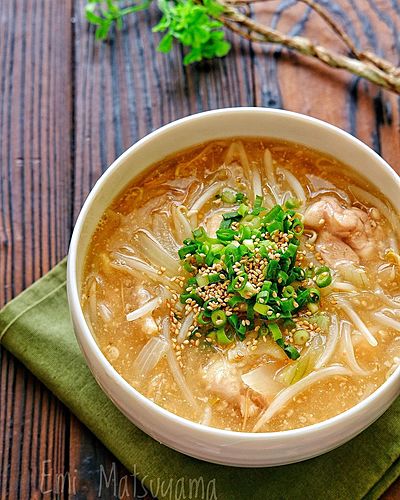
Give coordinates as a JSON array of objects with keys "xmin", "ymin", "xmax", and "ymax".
[{"xmin": 1, "ymin": 1, "xmax": 399, "ymax": 498}]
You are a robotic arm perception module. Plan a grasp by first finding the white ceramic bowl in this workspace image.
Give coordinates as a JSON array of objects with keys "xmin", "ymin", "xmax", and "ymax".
[{"xmin": 67, "ymin": 108, "xmax": 400, "ymax": 467}]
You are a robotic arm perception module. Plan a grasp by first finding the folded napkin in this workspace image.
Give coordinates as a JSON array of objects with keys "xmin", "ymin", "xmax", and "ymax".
[{"xmin": 0, "ymin": 259, "xmax": 399, "ymax": 500}]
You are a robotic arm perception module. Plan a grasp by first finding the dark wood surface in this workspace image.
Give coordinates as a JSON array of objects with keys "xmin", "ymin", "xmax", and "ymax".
[{"xmin": 0, "ymin": 0, "xmax": 399, "ymax": 498}]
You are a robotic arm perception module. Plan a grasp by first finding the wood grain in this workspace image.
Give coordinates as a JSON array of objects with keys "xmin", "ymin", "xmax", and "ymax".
[
  {"xmin": 0, "ymin": 0, "xmax": 399, "ymax": 497},
  {"xmin": 0, "ymin": 0, "xmax": 73, "ymax": 498}
]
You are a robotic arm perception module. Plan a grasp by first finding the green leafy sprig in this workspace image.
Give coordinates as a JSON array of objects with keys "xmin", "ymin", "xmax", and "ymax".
[
  {"xmin": 85, "ymin": 0, "xmax": 230, "ymax": 64},
  {"xmin": 154, "ymin": 0, "xmax": 230, "ymax": 65},
  {"xmin": 85, "ymin": 0, "xmax": 152, "ymax": 40}
]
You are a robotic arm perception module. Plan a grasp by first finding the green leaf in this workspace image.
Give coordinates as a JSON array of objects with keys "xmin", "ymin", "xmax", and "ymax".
[
  {"xmin": 157, "ymin": 33, "xmax": 173, "ymax": 53},
  {"xmin": 95, "ymin": 19, "xmax": 113, "ymax": 40},
  {"xmin": 86, "ymin": 0, "xmax": 153, "ymax": 39},
  {"xmin": 85, "ymin": 0, "xmax": 231, "ymax": 63},
  {"xmin": 152, "ymin": 0, "xmax": 231, "ymax": 65},
  {"xmin": 204, "ymin": 0, "xmax": 225, "ymax": 17},
  {"xmin": 85, "ymin": 4, "xmax": 103, "ymax": 25},
  {"xmin": 152, "ymin": 16, "xmax": 170, "ymax": 32},
  {"xmin": 183, "ymin": 47, "xmax": 203, "ymax": 65},
  {"xmin": 120, "ymin": 0, "xmax": 152, "ymax": 16},
  {"xmin": 214, "ymin": 40, "xmax": 231, "ymax": 57}
]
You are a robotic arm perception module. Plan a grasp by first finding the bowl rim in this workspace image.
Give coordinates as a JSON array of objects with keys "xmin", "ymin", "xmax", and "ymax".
[{"xmin": 67, "ymin": 106, "xmax": 400, "ymax": 440}]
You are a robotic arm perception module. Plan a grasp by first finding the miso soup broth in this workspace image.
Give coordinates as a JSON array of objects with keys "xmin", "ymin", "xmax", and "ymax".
[{"xmin": 81, "ymin": 138, "xmax": 400, "ymax": 432}]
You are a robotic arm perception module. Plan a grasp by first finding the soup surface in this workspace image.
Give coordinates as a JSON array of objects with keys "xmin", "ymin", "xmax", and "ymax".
[{"xmin": 82, "ymin": 138, "xmax": 400, "ymax": 432}]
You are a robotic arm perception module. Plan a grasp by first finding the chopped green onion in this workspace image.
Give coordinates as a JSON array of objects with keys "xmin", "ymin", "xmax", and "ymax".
[
  {"xmin": 238, "ymin": 203, "xmax": 249, "ymax": 217},
  {"xmin": 256, "ymin": 289, "xmax": 270, "ymax": 303},
  {"xmin": 205, "ymin": 252, "xmax": 214, "ymax": 266},
  {"xmin": 307, "ymin": 302, "xmax": 319, "ymax": 314},
  {"xmin": 210, "ymin": 244, "xmax": 224, "ymax": 255},
  {"xmin": 268, "ymin": 322, "xmax": 282, "ymax": 342},
  {"xmin": 281, "ymin": 342, "xmax": 301, "ymax": 360},
  {"xmin": 176, "ymin": 194, "xmax": 332, "ymax": 356},
  {"xmin": 253, "ymin": 302, "xmax": 271, "ymax": 316},
  {"xmin": 285, "ymin": 198, "xmax": 300, "ymax": 209},
  {"xmin": 291, "ymin": 219, "xmax": 304, "ymax": 236},
  {"xmin": 293, "ymin": 329, "xmax": 310, "ymax": 345},
  {"xmin": 239, "ymin": 225, "xmax": 252, "ymax": 241},
  {"xmin": 221, "ymin": 187, "xmax": 238, "ymax": 204},
  {"xmin": 227, "ymin": 314, "xmax": 247, "ymax": 337},
  {"xmin": 266, "ymin": 260, "xmax": 279, "ymax": 280},
  {"xmin": 246, "ymin": 301, "xmax": 255, "ymax": 321},
  {"xmin": 239, "ymin": 281, "xmax": 258, "ymax": 299},
  {"xmin": 283, "ymin": 285, "xmax": 296, "ymax": 298},
  {"xmin": 208, "ymin": 273, "xmax": 223, "ymax": 284},
  {"xmin": 281, "ymin": 298, "xmax": 295, "ymax": 314},
  {"xmin": 309, "ymin": 288, "xmax": 321, "ymax": 302},
  {"xmin": 231, "ymin": 273, "xmax": 248, "ymax": 291},
  {"xmin": 267, "ymin": 220, "xmax": 283, "ymax": 234},
  {"xmin": 308, "ymin": 313, "xmax": 330, "ymax": 331},
  {"xmin": 193, "ymin": 227, "xmax": 206, "ymax": 239},
  {"xmin": 246, "ymin": 216, "xmax": 262, "ymax": 229},
  {"xmin": 182, "ymin": 261, "xmax": 194, "ymax": 273},
  {"xmin": 216, "ymin": 228, "xmax": 235, "ymax": 241},
  {"xmin": 283, "ymin": 318, "xmax": 296, "ymax": 330},
  {"xmin": 197, "ymin": 311, "xmax": 211, "ymax": 325},
  {"xmin": 315, "ymin": 266, "xmax": 330, "ymax": 275},
  {"xmin": 179, "ymin": 293, "xmax": 204, "ymax": 305},
  {"xmin": 219, "ymin": 218, "xmax": 232, "ymax": 229},
  {"xmin": 215, "ymin": 328, "xmax": 233, "ymax": 345},
  {"xmin": 251, "ymin": 195, "xmax": 263, "ymax": 215},
  {"xmin": 178, "ymin": 244, "xmax": 198, "ymax": 259},
  {"xmin": 211, "ymin": 310, "xmax": 227, "ymax": 327},
  {"xmin": 227, "ymin": 295, "xmax": 244, "ymax": 308},
  {"xmin": 277, "ymin": 270, "xmax": 289, "ymax": 285},
  {"xmin": 242, "ymin": 239, "xmax": 255, "ymax": 252},
  {"xmin": 283, "ymin": 243, "xmax": 298, "ymax": 259},
  {"xmin": 263, "ymin": 205, "xmax": 284, "ymax": 223},
  {"xmin": 223, "ymin": 211, "xmax": 241, "ymax": 220},
  {"xmin": 315, "ymin": 270, "xmax": 332, "ymax": 288},
  {"xmin": 203, "ymin": 298, "xmax": 219, "ymax": 314},
  {"xmin": 206, "ymin": 331, "xmax": 216, "ymax": 342},
  {"xmin": 196, "ymin": 274, "xmax": 209, "ymax": 288}
]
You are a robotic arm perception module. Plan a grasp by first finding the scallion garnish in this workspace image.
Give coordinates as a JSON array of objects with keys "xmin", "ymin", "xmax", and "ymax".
[
  {"xmin": 176, "ymin": 191, "xmax": 331, "ymax": 359},
  {"xmin": 315, "ymin": 266, "xmax": 332, "ymax": 288},
  {"xmin": 211, "ymin": 309, "xmax": 227, "ymax": 327},
  {"xmin": 221, "ymin": 187, "xmax": 238, "ymax": 204}
]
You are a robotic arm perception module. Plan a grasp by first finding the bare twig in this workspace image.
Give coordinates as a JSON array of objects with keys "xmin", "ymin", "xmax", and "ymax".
[
  {"xmin": 227, "ymin": 0, "xmax": 360, "ymax": 57},
  {"xmin": 222, "ymin": 18, "xmax": 259, "ymax": 41},
  {"xmin": 218, "ymin": 0, "xmax": 400, "ymax": 94},
  {"xmin": 296, "ymin": 0, "xmax": 399, "ymax": 75}
]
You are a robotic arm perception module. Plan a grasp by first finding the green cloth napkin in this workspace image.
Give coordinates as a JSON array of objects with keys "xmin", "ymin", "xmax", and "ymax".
[{"xmin": 1, "ymin": 259, "xmax": 399, "ymax": 500}]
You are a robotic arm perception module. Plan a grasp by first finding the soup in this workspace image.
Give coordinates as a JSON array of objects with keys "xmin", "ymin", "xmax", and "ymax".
[{"xmin": 81, "ymin": 138, "xmax": 400, "ymax": 432}]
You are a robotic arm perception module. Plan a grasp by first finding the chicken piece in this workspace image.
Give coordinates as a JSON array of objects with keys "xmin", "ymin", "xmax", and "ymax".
[
  {"xmin": 304, "ymin": 196, "xmax": 381, "ymax": 261},
  {"xmin": 202, "ymin": 358, "xmax": 243, "ymax": 403},
  {"xmin": 316, "ymin": 231, "xmax": 359, "ymax": 267},
  {"xmin": 239, "ymin": 393, "xmax": 262, "ymax": 419},
  {"xmin": 343, "ymin": 208, "xmax": 381, "ymax": 260},
  {"xmin": 201, "ymin": 358, "xmax": 261, "ymax": 417}
]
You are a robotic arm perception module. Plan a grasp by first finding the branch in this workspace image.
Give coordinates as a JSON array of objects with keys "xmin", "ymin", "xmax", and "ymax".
[
  {"xmin": 227, "ymin": 0, "xmax": 359, "ymax": 56},
  {"xmin": 219, "ymin": 0, "xmax": 400, "ymax": 94}
]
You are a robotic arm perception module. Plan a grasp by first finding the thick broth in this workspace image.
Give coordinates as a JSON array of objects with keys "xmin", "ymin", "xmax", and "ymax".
[{"xmin": 81, "ymin": 138, "xmax": 400, "ymax": 432}]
